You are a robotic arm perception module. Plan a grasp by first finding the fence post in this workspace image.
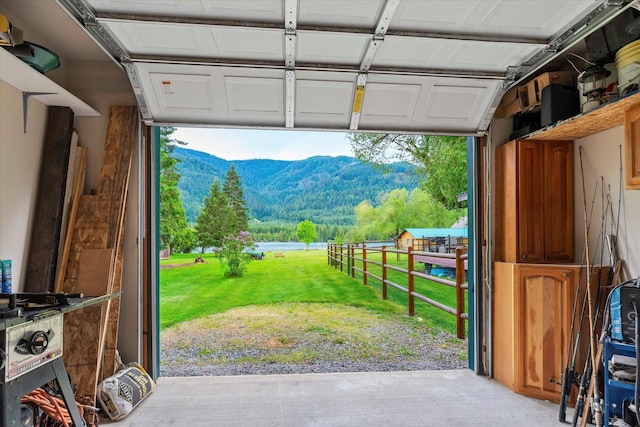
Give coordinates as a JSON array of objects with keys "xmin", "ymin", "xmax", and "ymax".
[
  {"xmin": 408, "ymin": 245, "xmax": 414, "ymax": 316},
  {"xmin": 382, "ymin": 246, "xmax": 387, "ymax": 299},
  {"xmin": 339, "ymin": 244, "xmax": 344, "ymax": 272},
  {"xmin": 362, "ymin": 243, "xmax": 367, "ymax": 285},
  {"xmin": 455, "ymin": 247, "xmax": 467, "ymax": 339},
  {"xmin": 350, "ymin": 244, "xmax": 356, "ymax": 278}
]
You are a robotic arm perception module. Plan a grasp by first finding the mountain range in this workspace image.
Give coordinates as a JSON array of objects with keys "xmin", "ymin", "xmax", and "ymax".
[{"xmin": 173, "ymin": 147, "xmax": 421, "ymax": 226}]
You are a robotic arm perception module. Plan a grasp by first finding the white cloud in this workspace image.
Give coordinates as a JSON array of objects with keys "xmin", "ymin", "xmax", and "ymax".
[{"xmin": 172, "ymin": 127, "xmax": 354, "ymax": 161}]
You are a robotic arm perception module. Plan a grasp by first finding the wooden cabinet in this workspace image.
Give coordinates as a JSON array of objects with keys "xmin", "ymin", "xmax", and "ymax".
[
  {"xmin": 495, "ymin": 139, "xmax": 573, "ymax": 263},
  {"xmin": 493, "ymin": 262, "xmax": 578, "ymax": 402}
]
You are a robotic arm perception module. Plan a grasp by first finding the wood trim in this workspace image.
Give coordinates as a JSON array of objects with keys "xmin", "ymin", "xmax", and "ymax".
[
  {"xmin": 492, "ymin": 262, "xmax": 516, "ymax": 388},
  {"xmin": 624, "ymin": 103, "xmax": 640, "ymax": 189},
  {"xmin": 54, "ymin": 146, "xmax": 88, "ymax": 293}
]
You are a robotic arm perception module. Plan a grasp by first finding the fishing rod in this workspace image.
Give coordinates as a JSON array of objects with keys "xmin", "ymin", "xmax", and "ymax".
[
  {"xmin": 612, "ymin": 146, "xmax": 622, "ymax": 282},
  {"xmin": 581, "ymin": 148, "xmax": 623, "ymax": 426},
  {"xmin": 579, "ymin": 146, "xmax": 604, "ymax": 427},
  {"xmin": 572, "ymin": 179, "xmax": 612, "ymax": 427},
  {"xmin": 559, "ymin": 179, "xmax": 600, "ymax": 423}
]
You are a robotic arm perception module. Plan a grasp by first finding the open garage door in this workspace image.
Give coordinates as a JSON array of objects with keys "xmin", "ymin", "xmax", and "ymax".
[
  {"xmin": 48, "ymin": 0, "xmax": 636, "ymax": 377},
  {"xmin": 59, "ymin": 0, "xmax": 630, "ymax": 135}
]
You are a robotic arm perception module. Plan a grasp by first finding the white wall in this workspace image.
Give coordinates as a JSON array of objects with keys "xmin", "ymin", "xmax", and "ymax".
[
  {"xmin": 574, "ymin": 126, "xmax": 640, "ymax": 280},
  {"xmin": 0, "ymin": 81, "xmax": 48, "ymax": 288}
]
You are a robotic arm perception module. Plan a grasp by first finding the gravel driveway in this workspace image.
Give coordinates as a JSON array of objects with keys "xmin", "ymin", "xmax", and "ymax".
[{"xmin": 160, "ymin": 303, "xmax": 467, "ymax": 377}]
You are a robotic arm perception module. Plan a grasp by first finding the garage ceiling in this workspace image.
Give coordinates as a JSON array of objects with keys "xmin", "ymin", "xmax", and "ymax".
[{"xmin": 58, "ymin": 0, "xmax": 632, "ymax": 135}]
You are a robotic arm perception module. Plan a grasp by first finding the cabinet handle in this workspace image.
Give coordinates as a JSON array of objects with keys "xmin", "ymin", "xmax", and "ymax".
[
  {"xmin": 563, "ymin": 273, "xmax": 569, "ymax": 278},
  {"xmin": 522, "ymin": 253, "xmax": 528, "ymax": 259}
]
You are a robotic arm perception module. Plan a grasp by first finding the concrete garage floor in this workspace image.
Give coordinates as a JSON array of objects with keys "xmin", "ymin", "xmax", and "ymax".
[{"xmin": 105, "ymin": 370, "xmax": 568, "ymax": 426}]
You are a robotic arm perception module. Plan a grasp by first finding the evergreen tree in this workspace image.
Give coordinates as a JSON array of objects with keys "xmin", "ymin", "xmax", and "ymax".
[
  {"xmin": 195, "ymin": 178, "xmax": 230, "ymax": 253},
  {"xmin": 159, "ymin": 127, "xmax": 190, "ymax": 253},
  {"xmin": 223, "ymin": 165, "xmax": 249, "ymax": 233}
]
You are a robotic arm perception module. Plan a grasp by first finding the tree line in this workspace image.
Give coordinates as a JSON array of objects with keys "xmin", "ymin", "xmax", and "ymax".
[{"xmin": 160, "ymin": 128, "xmax": 468, "ymax": 253}]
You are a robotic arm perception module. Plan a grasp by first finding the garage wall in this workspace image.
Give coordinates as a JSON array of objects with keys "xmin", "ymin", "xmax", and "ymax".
[
  {"xmin": 0, "ymin": 80, "xmax": 48, "ymax": 288},
  {"xmin": 574, "ymin": 126, "xmax": 640, "ymax": 280}
]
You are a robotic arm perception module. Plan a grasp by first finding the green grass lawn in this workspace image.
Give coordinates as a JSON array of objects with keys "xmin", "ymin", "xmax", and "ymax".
[
  {"xmin": 160, "ymin": 250, "xmax": 404, "ymax": 330},
  {"xmin": 160, "ymin": 249, "xmax": 463, "ymax": 335}
]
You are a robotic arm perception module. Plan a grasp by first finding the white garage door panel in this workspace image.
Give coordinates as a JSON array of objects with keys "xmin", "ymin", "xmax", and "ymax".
[
  {"xmin": 358, "ymin": 74, "xmax": 500, "ymax": 132},
  {"xmin": 391, "ymin": 0, "xmax": 600, "ymax": 39},
  {"xmin": 225, "ymin": 76, "xmax": 284, "ymax": 115},
  {"xmin": 295, "ymin": 79, "xmax": 354, "ymax": 128},
  {"xmin": 360, "ymin": 82, "xmax": 421, "ymax": 121},
  {"xmin": 375, "ymin": 37, "xmax": 544, "ymax": 73},
  {"xmin": 296, "ymin": 31, "xmax": 369, "ymax": 66},
  {"xmin": 88, "ymin": 0, "xmax": 284, "ymax": 22},
  {"xmin": 425, "ymin": 85, "xmax": 486, "ymax": 121},
  {"xmin": 101, "ymin": 21, "xmax": 284, "ymax": 60},
  {"xmin": 151, "ymin": 73, "xmax": 214, "ymax": 110},
  {"xmin": 297, "ymin": 0, "xmax": 385, "ymax": 28},
  {"xmin": 137, "ymin": 63, "xmax": 286, "ymax": 126}
]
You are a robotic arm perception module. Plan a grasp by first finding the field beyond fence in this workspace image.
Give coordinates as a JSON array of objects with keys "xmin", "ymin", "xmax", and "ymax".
[{"xmin": 327, "ymin": 243, "xmax": 468, "ymax": 339}]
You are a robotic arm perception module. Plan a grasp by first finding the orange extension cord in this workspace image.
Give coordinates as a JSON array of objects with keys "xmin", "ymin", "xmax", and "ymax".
[{"xmin": 21, "ymin": 388, "xmax": 84, "ymax": 427}]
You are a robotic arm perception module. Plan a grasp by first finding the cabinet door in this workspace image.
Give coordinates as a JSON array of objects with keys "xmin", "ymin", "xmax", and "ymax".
[
  {"xmin": 517, "ymin": 141, "xmax": 544, "ymax": 262},
  {"xmin": 514, "ymin": 266, "xmax": 575, "ymax": 402},
  {"xmin": 544, "ymin": 141, "xmax": 574, "ymax": 262}
]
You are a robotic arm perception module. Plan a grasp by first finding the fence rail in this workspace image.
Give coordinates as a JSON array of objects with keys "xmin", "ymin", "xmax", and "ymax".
[{"xmin": 327, "ymin": 242, "xmax": 468, "ymax": 339}]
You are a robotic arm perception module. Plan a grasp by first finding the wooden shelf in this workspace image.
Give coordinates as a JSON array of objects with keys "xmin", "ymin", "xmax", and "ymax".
[
  {"xmin": 524, "ymin": 91, "xmax": 640, "ymax": 141},
  {"xmin": 0, "ymin": 48, "xmax": 99, "ymax": 117}
]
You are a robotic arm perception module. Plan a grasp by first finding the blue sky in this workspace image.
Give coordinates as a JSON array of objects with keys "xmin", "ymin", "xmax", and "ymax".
[{"xmin": 173, "ymin": 127, "xmax": 354, "ymax": 161}]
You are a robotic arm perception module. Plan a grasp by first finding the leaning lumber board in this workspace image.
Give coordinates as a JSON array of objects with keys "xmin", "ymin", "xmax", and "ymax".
[
  {"xmin": 96, "ymin": 106, "xmax": 137, "ymax": 379},
  {"xmin": 62, "ymin": 106, "xmax": 138, "ymax": 401},
  {"xmin": 24, "ymin": 107, "xmax": 75, "ymax": 292},
  {"xmin": 97, "ymin": 106, "xmax": 137, "ymax": 248},
  {"xmin": 102, "ymin": 212, "xmax": 127, "ymax": 378},
  {"xmin": 57, "ymin": 131, "xmax": 79, "ymax": 270},
  {"xmin": 54, "ymin": 145, "xmax": 88, "ymax": 293}
]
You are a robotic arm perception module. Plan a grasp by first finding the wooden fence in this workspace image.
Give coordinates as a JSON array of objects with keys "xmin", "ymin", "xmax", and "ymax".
[{"xmin": 327, "ymin": 243, "xmax": 468, "ymax": 339}]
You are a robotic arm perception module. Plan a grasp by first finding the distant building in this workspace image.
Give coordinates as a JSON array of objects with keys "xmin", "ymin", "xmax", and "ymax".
[{"xmin": 396, "ymin": 227, "xmax": 468, "ymax": 252}]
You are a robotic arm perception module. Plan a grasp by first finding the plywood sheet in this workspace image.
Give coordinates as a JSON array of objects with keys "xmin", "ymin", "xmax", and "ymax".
[
  {"xmin": 63, "ymin": 303, "xmax": 107, "ymax": 398},
  {"xmin": 75, "ymin": 195, "xmax": 111, "ymax": 226},
  {"xmin": 76, "ymin": 248, "xmax": 114, "ymax": 296}
]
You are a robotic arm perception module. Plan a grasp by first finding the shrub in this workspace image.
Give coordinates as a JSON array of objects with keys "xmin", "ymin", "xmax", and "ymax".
[{"xmin": 216, "ymin": 231, "xmax": 256, "ymax": 277}]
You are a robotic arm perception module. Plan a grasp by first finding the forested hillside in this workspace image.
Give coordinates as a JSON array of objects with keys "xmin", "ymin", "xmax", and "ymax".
[{"xmin": 174, "ymin": 147, "xmax": 420, "ymax": 226}]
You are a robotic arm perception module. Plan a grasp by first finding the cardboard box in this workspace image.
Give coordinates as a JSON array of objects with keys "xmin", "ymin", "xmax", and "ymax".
[
  {"xmin": 521, "ymin": 71, "xmax": 577, "ymax": 111},
  {"xmin": 496, "ymin": 85, "xmax": 524, "ymax": 118}
]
